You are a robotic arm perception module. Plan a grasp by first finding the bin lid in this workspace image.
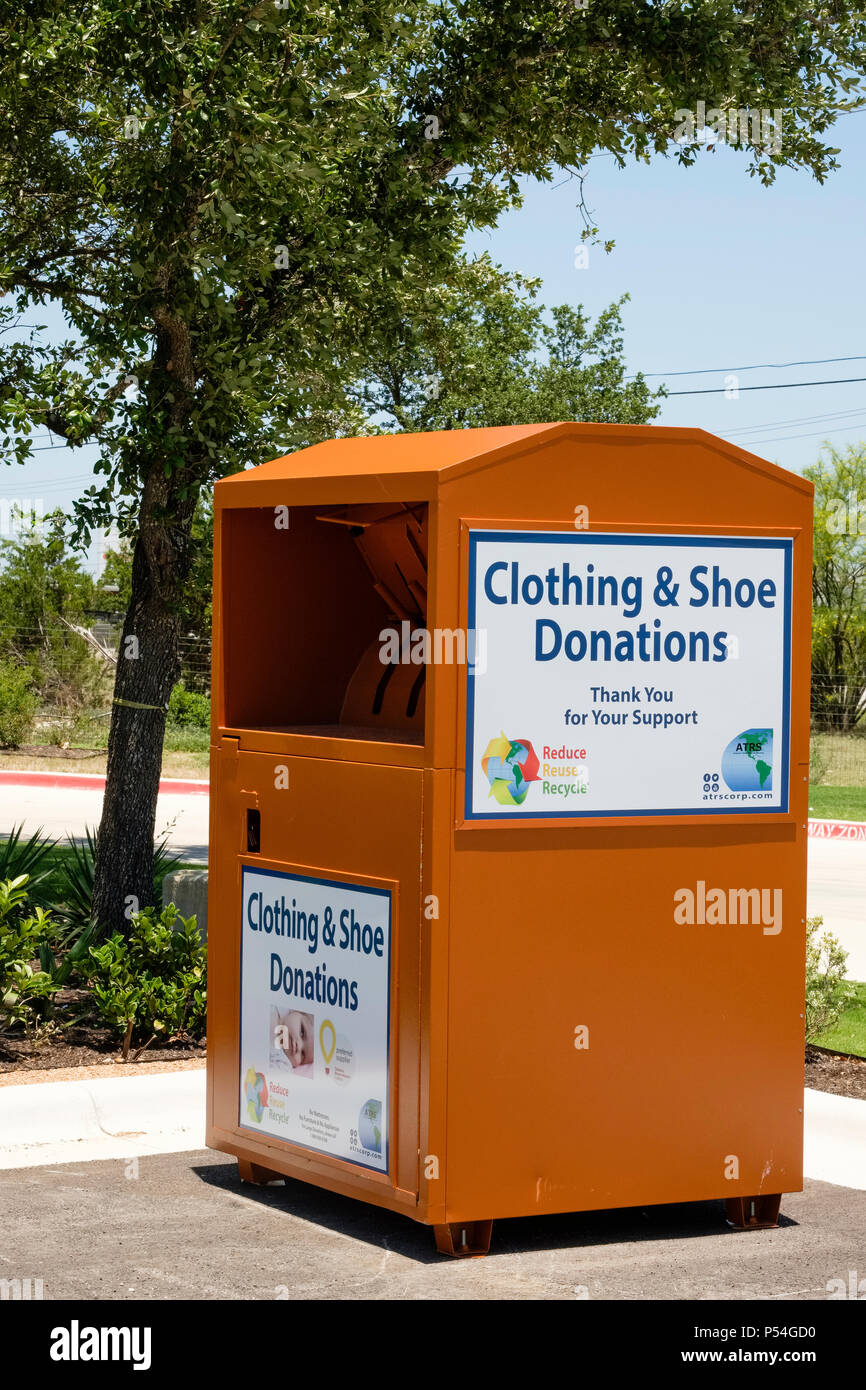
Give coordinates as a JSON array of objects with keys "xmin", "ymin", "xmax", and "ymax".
[
  {"xmin": 216, "ymin": 421, "xmax": 813, "ymax": 494},
  {"xmin": 218, "ymin": 423, "xmax": 560, "ymax": 484}
]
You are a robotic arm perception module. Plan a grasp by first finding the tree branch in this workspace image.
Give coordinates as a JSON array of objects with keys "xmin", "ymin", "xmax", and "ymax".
[
  {"xmin": 44, "ymin": 365, "xmax": 151, "ymax": 443},
  {"xmin": 8, "ymin": 273, "xmax": 108, "ymax": 321},
  {"xmin": 57, "ymin": 614, "xmax": 117, "ymax": 665}
]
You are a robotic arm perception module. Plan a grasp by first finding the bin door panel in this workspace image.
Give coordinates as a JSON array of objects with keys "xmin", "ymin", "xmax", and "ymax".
[
  {"xmin": 208, "ymin": 748, "xmax": 422, "ymax": 1200},
  {"xmin": 445, "ymin": 830, "xmax": 804, "ymax": 1221}
]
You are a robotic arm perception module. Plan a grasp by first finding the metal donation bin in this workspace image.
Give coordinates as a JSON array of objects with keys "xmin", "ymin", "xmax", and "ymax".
[{"xmin": 206, "ymin": 423, "xmax": 812, "ymax": 1257}]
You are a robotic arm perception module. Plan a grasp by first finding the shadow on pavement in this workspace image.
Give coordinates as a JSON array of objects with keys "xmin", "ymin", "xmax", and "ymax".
[{"xmin": 193, "ymin": 1160, "xmax": 798, "ymax": 1264}]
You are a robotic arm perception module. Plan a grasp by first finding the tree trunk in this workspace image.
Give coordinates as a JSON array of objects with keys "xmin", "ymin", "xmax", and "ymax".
[
  {"xmin": 91, "ymin": 286, "xmax": 200, "ymax": 935},
  {"xmin": 91, "ymin": 463, "xmax": 197, "ymax": 935}
]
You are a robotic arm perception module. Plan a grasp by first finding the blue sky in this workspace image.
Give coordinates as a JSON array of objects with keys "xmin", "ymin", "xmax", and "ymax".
[
  {"xmin": 6, "ymin": 110, "xmax": 866, "ymax": 568},
  {"xmin": 465, "ymin": 110, "xmax": 866, "ymax": 474}
]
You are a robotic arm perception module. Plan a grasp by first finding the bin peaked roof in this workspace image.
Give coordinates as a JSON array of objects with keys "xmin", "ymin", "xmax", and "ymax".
[
  {"xmin": 221, "ymin": 423, "xmax": 552, "ymax": 482},
  {"xmin": 217, "ymin": 421, "xmax": 812, "ymax": 494}
]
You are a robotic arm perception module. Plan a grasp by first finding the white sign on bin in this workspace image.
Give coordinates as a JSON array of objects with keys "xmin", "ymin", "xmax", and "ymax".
[
  {"xmin": 238, "ymin": 866, "xmax": 390, "ymax": 1171},
  {"xmin": 465, "ymin": 530, "xmax": 792, "ymax": 820}
]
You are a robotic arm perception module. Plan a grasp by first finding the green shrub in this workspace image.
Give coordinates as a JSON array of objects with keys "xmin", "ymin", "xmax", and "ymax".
[
  {"xmin": 168, "ymin": 682, "xmax": 210, "ymax": 730},
  {"xmin": 0, "ymin": 661, "xmax": 37, "ymax": 747},
  {"xmin": 0, "ymin": 875, "xmax": 56, "ymax": 1032},
  {"xmin": 805, "ymin": 915, "xmax": 854, "ymax": 1042},
  {"xmin": 86, "ymin": 904, "xmax": 206, "ymax": 1059}
]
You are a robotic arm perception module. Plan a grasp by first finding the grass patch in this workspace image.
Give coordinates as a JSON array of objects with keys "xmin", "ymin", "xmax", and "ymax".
[
  {"xmin": 812, "ymin": 981, "xmax": 866, "ymax": 1058},
  {"xmin": 808, "ymin": 785, "xmax": 866, "ymax": 822},
  {"xmin": 161, "ymin": 749, "xmax": 209, "ymax": 778},
  {"xmin": 0, "ymin": 749, "xmax": 209, "ymax": 778},
  {"xmin": 810, "ymin": 731, "xmax": 866, "ymax": 787},
  {"xmin": 162, "ymin": 724, "xmax": 210, "ymax": 753},
  {"xmin": 66, "ymin": 713, "xmax": 208, "ymax": 754}
]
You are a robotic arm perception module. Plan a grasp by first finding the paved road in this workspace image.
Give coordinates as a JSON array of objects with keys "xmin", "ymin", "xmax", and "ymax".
[
  {"xmin": 1, "ymin": 1150, "xmax": 863, "ymax": 1300},
  {"xmin": 806, "ymin": 835, "xmax": 866, "ymax": 980},
  {"xmin": 1, "ymin": 782, "xmax": 209, "ymax": 864},
  {"xmin": 2, "ymin": 782, "xmax": 862, "ymax": 974}
]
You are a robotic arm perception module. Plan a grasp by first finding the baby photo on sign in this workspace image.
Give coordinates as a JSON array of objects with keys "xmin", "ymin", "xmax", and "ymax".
[{"xmin": 270, "ymin": 1007, "xmax": 315, "ymax": 1078}]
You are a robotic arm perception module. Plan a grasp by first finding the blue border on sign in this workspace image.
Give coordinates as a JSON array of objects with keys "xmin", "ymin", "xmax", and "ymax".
[
  {"xmin": 464, "ymin": 530, "xmax": 794, "ymax": 821},
  {"xmin": 237, "ymin": 864, "xmax": 392, "ymax": 1174}
]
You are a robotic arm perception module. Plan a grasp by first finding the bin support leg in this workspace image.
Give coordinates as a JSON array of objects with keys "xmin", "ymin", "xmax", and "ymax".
[
  {"xmin": 238, "ymin": 1158, "xmax": 284, "ymax": 1186},
  {"xmin": 433, "ymin": 1221, "xmax": 493, "ymax": 1258},
  {"xmin": 725, "ymin": 1194, "xmax": 782, "ymax": 1230}
]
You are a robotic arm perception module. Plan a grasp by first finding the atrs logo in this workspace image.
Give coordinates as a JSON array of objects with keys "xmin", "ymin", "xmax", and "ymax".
[
  {"xmin": 481, "ymin": 733, "xmax": 540, "ymax": 806},
  {"xmin": 244, "ymin": 1068, "xmax": 268, "ymax": 1123},
  {"xmin": 721, "ymin": 727, "xmax": 773, "ymax": 792}
]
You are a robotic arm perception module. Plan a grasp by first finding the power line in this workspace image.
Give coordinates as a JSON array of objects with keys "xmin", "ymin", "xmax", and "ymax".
[
  {"xmin": 725, "ymin": 406, "xmax": 866, "ymax": 436},
  {"xmin": 0, "ymin": 442, "xmax": 75, "ymax": 454},
  {"xmin": 733, "ymin": 420, "xmax": 866, "ymax": 447},
  {"xmin": 636, "ymin": 354, "xmax": 866, "ymax": 379},
  {"xmin": 665, "ymin": 376, "xmax": 866, "ymax": 397},
  {"xmin": 0, "ymin": 475, "xmax": 98, "ymax": 494}
]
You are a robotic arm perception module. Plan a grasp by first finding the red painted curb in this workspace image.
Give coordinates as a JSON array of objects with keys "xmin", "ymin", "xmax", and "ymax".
[
  {"xmin": 0, "ymin": 773, "xmax": 862, "ymax": 830},
  {"xmin": 808, "ymin": 818, "xmax": 866, "ymax": 841},
  {"xmin": 0, "ymin": 769, "xmax": 209, "ymax": 796}
]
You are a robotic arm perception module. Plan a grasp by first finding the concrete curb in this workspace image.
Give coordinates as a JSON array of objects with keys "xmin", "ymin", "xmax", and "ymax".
[
  {"xmin": 1, "ymin": 1069, "xmax": 863, "ymax": 1192},
  {"xmin": 0, "ymin": 769, "xmax": 209, "ymax": 796},
  {"xmin": 0, "ymin": 1068, "xmax": 205, "ymax": 1169},
  {"xmin": 803, "ymin": 1086, "xmax": 866, "ymax": 1190}
]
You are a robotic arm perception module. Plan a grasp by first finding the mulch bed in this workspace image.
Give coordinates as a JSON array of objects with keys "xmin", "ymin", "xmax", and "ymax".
[
  {"xmin": 0, "ymin": 1025, "xmax": 205, "ymax": 1073},
  {"xmin": 805, "ymin": 1045, "xmax": 866, "ymax": 1100},
  {"xmin": 2, "ymin": 1030, "xmax": 863, "ymax": 1097}
]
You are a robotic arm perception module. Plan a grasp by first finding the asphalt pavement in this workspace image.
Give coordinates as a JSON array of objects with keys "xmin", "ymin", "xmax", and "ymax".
[
  {"xmin": 1, "ymin": 779, "xmax": 864, "ymax": 1303},
  {"xmin": 2, "ymin": 1150, "xmax": 863, "ymax": 1300}
]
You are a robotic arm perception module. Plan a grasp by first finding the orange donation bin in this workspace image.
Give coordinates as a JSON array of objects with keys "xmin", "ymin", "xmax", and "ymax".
[{"xmin": 206, "ymin": 423, "xmax": 812, "ymax": 1257}]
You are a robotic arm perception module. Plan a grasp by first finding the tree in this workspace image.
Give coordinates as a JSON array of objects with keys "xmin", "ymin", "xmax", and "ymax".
[
  {"xmin": 0, "ymin": 512, "xmax": 104, "ymax": 712},
  {"xmin": 0, "ymin": 2, "xmax": 863, "ymax": 931},
  {"xmin": 96, "ymin": 501, "xmax": 213, "ymax": 693},
  {"xmin": 804, "ymin": 445, "xmax": 866, "ymax": 731},
  {"xmin": 100, "ymin": 271, "xmax": 663, "ymax": 647},
  {"xmin": 336, "ymin": 260, "xmax": 662, "ymax": 431}
]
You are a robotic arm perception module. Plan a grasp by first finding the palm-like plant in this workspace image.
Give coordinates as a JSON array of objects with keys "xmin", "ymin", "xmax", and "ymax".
[
  {"xmin": 59, "ymin": 827, "xmax": 183, "ymax": 937},
  {"xmin": 0, "ymin": 824, "xmax": 57, "ymax": 907},
  {"xmin": 58, "ymin": 827, "xmax": 99, "ymax": 934}
]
